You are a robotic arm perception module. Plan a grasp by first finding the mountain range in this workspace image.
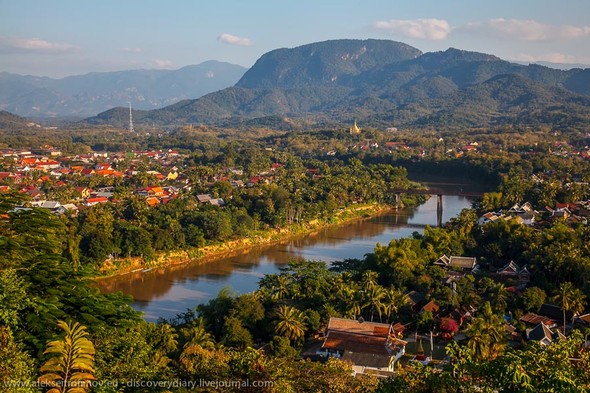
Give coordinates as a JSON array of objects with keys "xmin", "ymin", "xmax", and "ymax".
[
  {"xmin": 0, "ymin": 110, "xmax": 32, "ymax": 129},
  {"xmin": 0, "ymin": 61, "xmax": 247, "ymax": 119},
  {"xmin": 85, "ymin": 39, "xmax": 590, "ymax": 130}
]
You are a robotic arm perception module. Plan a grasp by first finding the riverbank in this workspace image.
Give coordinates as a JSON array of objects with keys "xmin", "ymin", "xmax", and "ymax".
[{"xmin": 94, "ymin": 202, "xmax": 395, "ymax": 281}]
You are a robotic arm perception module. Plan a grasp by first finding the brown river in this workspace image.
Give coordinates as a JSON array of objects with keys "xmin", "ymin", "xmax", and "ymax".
[{"xmin": 98, "ymin": 180, "xmax": 483, "ymax": 321}]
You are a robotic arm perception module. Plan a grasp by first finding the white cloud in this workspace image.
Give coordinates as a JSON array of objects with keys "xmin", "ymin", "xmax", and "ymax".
[
  {"xmin": 464, "ymin": 19, "xmax": 590, "ymax": 41},
  {"xmin": 122, "ymin": 47, "xmax": 143, "ymax": 53},
  {"xmin": 153, "ymin": 59, "xmax": 173, "ymax": 68},
  {"xmin": 0, "ymin": 35, "xmax": 78, "ymax": 54},
  {"xmin": 217, "ymin": 33, "xmax": 252, "ymax": 46},
  {"xmin": 373, "ymin": 18, "xmax": 451, "ymax": 40}
]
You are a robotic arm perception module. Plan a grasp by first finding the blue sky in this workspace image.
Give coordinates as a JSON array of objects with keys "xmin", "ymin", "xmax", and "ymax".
[{"xmin": 1, "ymin": 0, "xmax": 589, "ymax": 77}]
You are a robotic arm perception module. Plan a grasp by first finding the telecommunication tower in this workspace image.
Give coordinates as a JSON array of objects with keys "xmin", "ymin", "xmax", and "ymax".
[{"xmin": 128, "ymin": 102, "xmax": 135, "ymax": 133}]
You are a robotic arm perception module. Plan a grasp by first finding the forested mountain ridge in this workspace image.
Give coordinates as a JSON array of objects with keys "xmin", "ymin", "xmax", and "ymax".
[
  {"xmin": 85, "ymin": 39, "xmax": 590, "ymax": 129},
  {"xmin": 0, "ymin": 61, "xmax": 247, "ymax": 118},
  {"xmin": 0, "ymin": 110, "xmax": 33, "ymax": 129},
  {"xmin": 235, "ymin": 39, "xmax": 422, "ymax": 88}
]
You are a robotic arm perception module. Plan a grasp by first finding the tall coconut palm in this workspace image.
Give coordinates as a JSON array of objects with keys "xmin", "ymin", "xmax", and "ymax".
[
  {"xmin": 382, "ymin": 288, "xmax": 408, "ymax": 323},
  {"xmin": 334, "ymin": 280, "xmax": 356, "ymax": 316},
  {"xmin": 553, "ymin": 282, "xmax": 587, "ymax": 335},
  {"xmin": 362, "ymin": 285, "xmax": 385, "ymax": 322},
  {"xmin": 361, "ymin": 270, "xmax": 380, "ymax": 291},
  {"xmin": 38, "ymin": 320, "xmax": 96, "ymax": 393},
  {"xmin": 180, "ymin": 318, "xmax": 215, "ymax": 351},
  {"xmin": 489, "ymin": 282, "xmax": 509, "ymax": 314},
  {"xmin": 272, "ymin": 274, "xmax": 292, "ymax": 301},
  {"xmin": 465, "ymin": 302, "xmax": 506, "ymax": 362},
  {"xmin": 274, "ymin": 305, "xmax": 307, "ymax": 343},
  {"xmin": 346, "ymin": 290, "xmax": 365, "ymax": 320},
  {"xmin": 259, "ymin": 274, "xmax": 291, "ymax": 302}
]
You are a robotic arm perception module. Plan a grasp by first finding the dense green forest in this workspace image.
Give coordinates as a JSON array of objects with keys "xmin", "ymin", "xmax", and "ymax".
[
  {"xmin": 2, "ymin": 176, "xmax": 589, "ymax": 392},
  {"xmin": 1, "ymin": 125, "xmax": 590, "ymax": 392}
]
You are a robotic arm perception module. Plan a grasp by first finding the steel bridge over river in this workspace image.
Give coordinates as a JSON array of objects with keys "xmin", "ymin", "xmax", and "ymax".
[{"xmin": 390, "ymin": 188, "xmax": 484, "ymax": 227}]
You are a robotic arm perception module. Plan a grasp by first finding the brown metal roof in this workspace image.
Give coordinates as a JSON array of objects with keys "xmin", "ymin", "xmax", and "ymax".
[
  {"xmin": 519, "ymin": 313, "xmax": 555, "ymax": 326},
  {"xmin": 327, "ymin": 317, "xmax": 391, "ymax": 337},
  {"xmin": 341, "ymin": 351, "xmax": 392, "ymax": 368},
  {"xmin": 322, "ymin": 331, "xmax": 389, "ymax": 355},
  {"xmin": 421, "ymin": 300, "xmax": 440, "ymax": 313},
  {"xmin": 449, "ymin": 256, "xmax": 477, "ymax": 269}
]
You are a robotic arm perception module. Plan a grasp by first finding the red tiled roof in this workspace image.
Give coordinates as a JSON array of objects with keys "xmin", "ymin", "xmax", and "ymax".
[
  {"xmin": 86, "ymin": 197, "xmax": 108, "ymax": 204},
  {"xmin": 37, "ymin": 160, "xmax": 60, "ymax": 166},
  {"xmin": 96, "ymin": 169, "xmax": 114, "ymax": 176},
  {"xmin": 146, "ymin": 197, "xmax": 160, "ymax": 207}
]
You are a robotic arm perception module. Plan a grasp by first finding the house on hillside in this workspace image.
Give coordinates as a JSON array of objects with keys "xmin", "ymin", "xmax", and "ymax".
[
  {"xmin": 496, "ymin": 261, "xmax": 520, "ymax": 276},
  {"xmin": 196, "ymin": 194, "xmax": 212, "ymax": 204},
  {"xmin": 477, "ymin": 212, "xmax": 503, "ymax": 225},
  {"xmin": 434, "ymin": 255, "xmax": 478, "ymax": 272},
  {"xmin": 317, "ymin": 317, "xmax": 407, "ymax": 376},
  {"xmin": 420, "ymin": 300, "xmax": 440, "ymax": 316},
  {"xmin": 405, "ymin": 291, "xmax": 426, "ymax": 312},
  {"xmin": 30, "ymin": 200, "xmax": 61, "ymax": 211},
  {"xmin": 209, "ymin": 198, "xmax": 225, "ymax": 207},
  {"xmin": 519, "ymin": 313, "xmax": 557, "ymax": 329},
  {"xmin": 85, "ymin": 196, "xmax": 109, "ymax": 206},
  {"xmin": 538, "ymin": 303, "xmax": 572, "ymax": 323},
  {"xmin": 496, "ymin": 261, "xmax": 530, "ymax": 287},
  {"xmin": 526, "ymin": 322, "xmax": 566, "ymax": 345}
]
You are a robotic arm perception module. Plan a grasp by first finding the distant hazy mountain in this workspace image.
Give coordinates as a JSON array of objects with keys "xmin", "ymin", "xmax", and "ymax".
[
  {"xmin": 0, "ymin": 61, "xmax": 247, "ymax": 118},
  {"xmin": 0, "ymin": 110, "xmax": 32, "ymax": 129},
  {"xmin": 513, "ymin": 60, "xmax": 590, "ymax": 71},
  {"xmin": 85, "ymin": 39, "xmax": 590, "ymax": 129}
]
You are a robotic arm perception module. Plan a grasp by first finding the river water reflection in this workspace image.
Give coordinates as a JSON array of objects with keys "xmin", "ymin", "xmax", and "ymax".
[{"xmin": 99, "ymin": 190, "xmax": 477, "ymax": 321}]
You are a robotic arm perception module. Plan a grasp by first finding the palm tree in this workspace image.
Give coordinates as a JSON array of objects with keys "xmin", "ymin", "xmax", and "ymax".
[
  {"xmin": 489, "ymin": 282, "xmax": 509, "ymax": 314},
  {"xmin": 465, "ymin": 302, "xmax": 506, "ymax": 362},
  {"xmin": 362, "ymin": 285, "xmax": 385, "ymax": 322},
  {"xmin": 38, "ymin": 320, "xmax": 96, "ymax": 393},
  {"xmin": 361, "ymin": 270, "xmax": 380, "ymax": 291},
  {"xmin": 260, "ymin": 274, "xmax": 291, "ymax": 301},
  {"xmin": 553, "ymin": 282, "xmax": 587, "ymax": 335},
  {"xmin": 465, "ymin": 317, "xmax": 489, "ymax": 361},
  {"xmin": 334, "ymin": 279, "xmax": 357, "ymax": 316},
  {"xmin": 342, "ymin": 287, "xmax": 364, "ymax": 320},
  {"xmin": 382, "ymin": 288, "xmax": 408, "ymax": 323},
  {"xmin": 180, "ymin": 318, "xmax": 215, "ymax": 350},
  {"xmin": 274, "ymin": 305, "xmax": 306, "ymax": 343}
]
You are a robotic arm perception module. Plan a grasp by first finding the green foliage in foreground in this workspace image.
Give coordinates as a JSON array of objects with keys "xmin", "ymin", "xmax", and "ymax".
[
  {"xmin": 380, "ymin": 332, "xmax": 590, "ymax": 393},
  {"xmin": 38, "ymin": 321, "xmax": 96, "ymax": 393},
  {"xmin": 1, "ymin": 147, "xmax": 590, "ymax": 392}
]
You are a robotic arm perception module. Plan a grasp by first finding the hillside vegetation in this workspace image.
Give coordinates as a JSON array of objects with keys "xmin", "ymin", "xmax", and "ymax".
[{"xmin": 85, "ymin": 39, "xmax": 590, "ymax": 130}]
